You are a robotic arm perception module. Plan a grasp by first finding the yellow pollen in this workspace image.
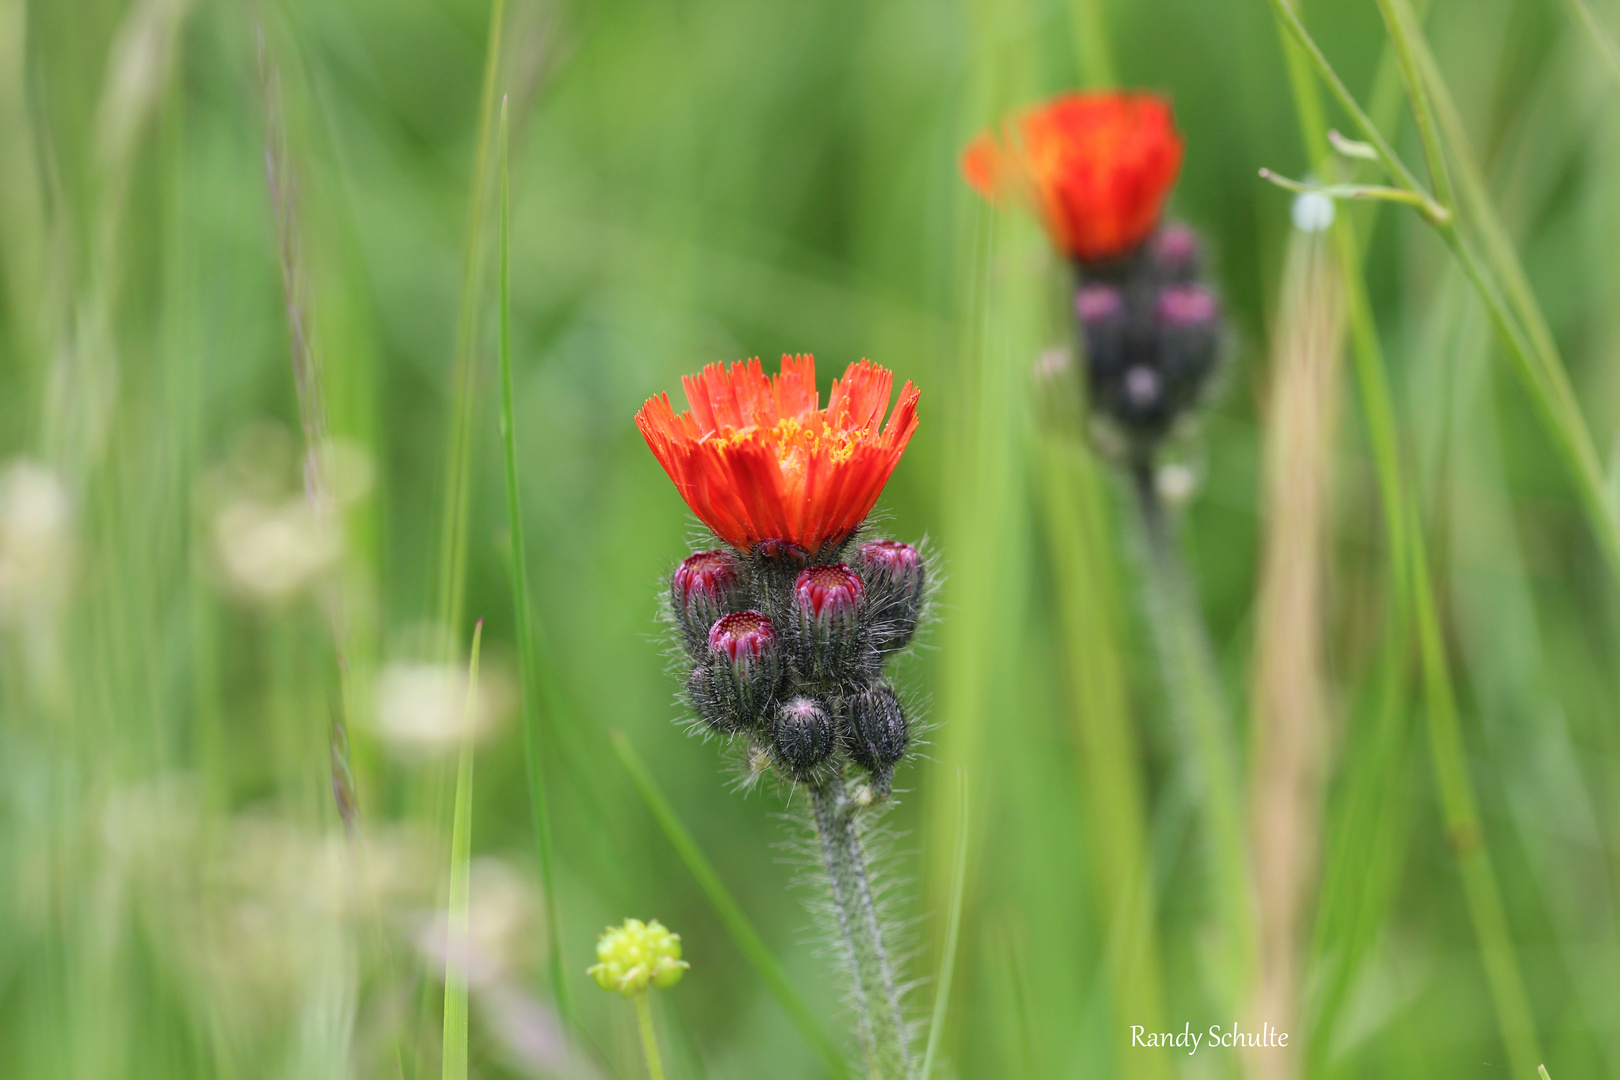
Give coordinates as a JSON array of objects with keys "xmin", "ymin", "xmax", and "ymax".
[{"xmin": 710, "ymin": 417, "xmax": 862, "ymax": 474}]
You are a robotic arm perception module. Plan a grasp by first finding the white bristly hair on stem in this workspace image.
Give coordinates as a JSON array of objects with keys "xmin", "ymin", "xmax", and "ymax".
[{"xmin": 810, "ymin": 772, "xmax": 916, "ymax": 1080}]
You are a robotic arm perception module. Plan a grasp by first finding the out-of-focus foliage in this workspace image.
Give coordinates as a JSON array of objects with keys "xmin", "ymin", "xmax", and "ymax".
[{"xmin": 1, "ymin": 0, "xmax": 1618, "ymax": 1077}]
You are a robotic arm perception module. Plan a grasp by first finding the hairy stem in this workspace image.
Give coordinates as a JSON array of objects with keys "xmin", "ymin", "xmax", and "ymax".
[
  {"xmin": 811, "ymin": 774, "xmax": 913, "ymax": 1080},
  {"xmin": 1129, "ymin": 460, "xmax": 1254, "ymax": 1008}
]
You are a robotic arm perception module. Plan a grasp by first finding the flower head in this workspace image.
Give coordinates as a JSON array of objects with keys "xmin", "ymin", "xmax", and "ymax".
[
  {"xmin": 636, "ymin": 355, "xmax": 920, "ymax": 555},
  {"xmin": 588, "ymin": 918, "xmax": 689, "ymax": 997},
  {"xmin": 962, "ymin": 91, "xmax": 1183, "ymax": 263}
]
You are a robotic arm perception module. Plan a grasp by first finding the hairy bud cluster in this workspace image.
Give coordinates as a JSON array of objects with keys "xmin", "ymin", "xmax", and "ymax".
[
  {"xmin": 1073, "ymin": 221, "xmax": 1222, "ymax": 448},
  {"xmin": 671, "ymin": 536, "xmax": 930, "ymax": 796}
]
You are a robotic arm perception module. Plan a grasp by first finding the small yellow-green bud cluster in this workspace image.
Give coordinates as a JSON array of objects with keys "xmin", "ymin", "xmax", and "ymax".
[{"xmin": 587, "ymin": 918, "xmax": 689, "ymax": 997}]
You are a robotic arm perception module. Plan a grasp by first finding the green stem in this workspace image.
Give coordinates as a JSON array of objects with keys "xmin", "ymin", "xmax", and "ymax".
[
  {"xmin": 1410, "ymin": 526, "xmax": 1542, "ymax": 1079},
  {"xmin": 811, "ymin": 774, "xmax": 913, "ymax": 1080},
  {"xmin": 632, "ymin": 992, "xmax": 668, "ymax": 1080}
]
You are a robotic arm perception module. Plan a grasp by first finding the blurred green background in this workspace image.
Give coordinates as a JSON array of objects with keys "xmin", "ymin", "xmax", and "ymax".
[{"xmin": 2, "ymin": 0, "xmax": 1619, "ymax": 1077}]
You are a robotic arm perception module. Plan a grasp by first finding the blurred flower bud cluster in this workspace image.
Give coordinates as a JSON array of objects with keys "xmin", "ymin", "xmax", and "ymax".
[
  {"xmin": 674, "ymin": 535, "xmax": 929, "ymax": 798},
  {"xmin": 1074, "ymin": 221, "xmax": 1223, "ymax": 452}
]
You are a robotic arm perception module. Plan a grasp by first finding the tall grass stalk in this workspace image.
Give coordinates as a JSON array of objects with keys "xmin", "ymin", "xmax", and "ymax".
[
  {"xmin": 434, "ymin": 0, "xmax": 508, "ymax": 643},
  {"xmin": 1247, "ymin": 220, "xmax": 1345, "ymax": 1080},
  {"xmin": 611, "ymin": 732, "xmax": 851, "ymax": 1079},
  {"xmin": 442, "ymin": 620, "xmax": 483, "ymax": 1080},
  {"xmin": 495, "ymin": 95, "xmax": 571, "ymax": 1027}
]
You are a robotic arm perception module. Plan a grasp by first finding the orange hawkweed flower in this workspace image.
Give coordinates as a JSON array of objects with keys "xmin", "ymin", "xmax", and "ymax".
[
  {"xmin": 636, "ymin": 355, "xmax": 920, "ymax": 555},
  {"xmin": 962, "ymin": 91, "xmax": 1183, "ymax": 263}
]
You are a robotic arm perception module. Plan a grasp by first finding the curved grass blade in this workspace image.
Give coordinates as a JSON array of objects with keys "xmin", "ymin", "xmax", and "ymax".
[{"xmin": 611, "ymin": 731, "xmax": 851, "ymax": 1080}]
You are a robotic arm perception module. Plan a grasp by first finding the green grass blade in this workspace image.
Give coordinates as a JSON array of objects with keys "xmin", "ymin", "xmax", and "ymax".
[
  {"xmin": 1409, "ymin": 534, "xmax": 1541, "ymax": 1078},
  {"xmin": 495, "ymin": 95, "xmax": 572, "ymax": 1030},
  {"xmin": 610, "ymin": 731, "xmax": 851, "ymax": 1080},
  {"xmin": 434, "ymin": 0, "xmax": 508, "ymax": 645},
  {"xmin": 1558, "ymin": 0, "xmax": 1620, "ymax": 97},
  {"xmin": 1068, "ymin": 0, "xmax": 1114, "ymax": 87},
  {"xmin": 1036, "ymin": 433, "xmax": 1169, "ymax": 1080},
  {"xmin": 442, "ymin": 621, "xmax": 483, "ymax": 1080},
  {"xmin": 920, "ymin": 767, "xmax": 968, "ymax": 1080}
]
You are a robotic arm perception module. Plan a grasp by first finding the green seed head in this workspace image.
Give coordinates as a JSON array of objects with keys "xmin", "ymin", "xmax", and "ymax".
[{"xmin": 587, "ymin": 918, "xmax": 689, "ymax": 996}]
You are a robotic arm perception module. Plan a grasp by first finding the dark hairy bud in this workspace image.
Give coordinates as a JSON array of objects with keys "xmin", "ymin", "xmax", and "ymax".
[
  {"xmin": 1151, "ymin": 222, "xmax": 1201, "ymax": 282},
  {"xmin": 842, "ymin": 684, "xmax": 907, "ymax": 789},
  {"xmin": 856, "ymin": 540, "xmax": 925, "ymax": 653},
  {"xmin": 672, "ymin": 549, "xmax": 743, "ymax": 654},
  {"xmin": 792, "ymin": 563, "xmax": 865, "ymax": 683},
  {"xmin": 701, "ymin": 610, "xmax": 781, "ymax": 729},
  {"xmin": 1072, "ymin": 222, "xmax": 1223, "ymax": 447},
  {"xmin": 770, "ymin": 696, "xmax": 836, "ymax": 781}
]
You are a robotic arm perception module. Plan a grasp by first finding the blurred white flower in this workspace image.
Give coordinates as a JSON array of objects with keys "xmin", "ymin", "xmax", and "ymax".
[
  {"xmin": 370, "ymin": 661, "xmax": 512, "ymax": 755},
  {"xmin": 0, "ymin": 459, "xmax": 74, "ymax": 625},
  {"xmin": 212, "ymin": 495, "xmax": 340, "ymax": 602}
]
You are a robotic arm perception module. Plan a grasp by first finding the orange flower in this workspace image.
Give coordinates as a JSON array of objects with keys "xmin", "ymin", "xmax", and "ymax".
[
  {"xmin": 636, "ymin": 356, "xmax": 920, "ymax": 555},
  {"xmin": 962, "ymin": 91, "xmax": 1183, "ymax": 263}
]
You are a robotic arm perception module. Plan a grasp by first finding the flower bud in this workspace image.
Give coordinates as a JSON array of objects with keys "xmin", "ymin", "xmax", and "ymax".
[
  {"xmin": 1151, "ymin": 222, "xmax": 1201, "ymax": 282},
  {"xmin": 702, "ymin": 610, "xmax": 780, "ymax": 728},
  {"xmin": 1075, "ymin": 283, "xmax": 1128, "ymax": 386},
  {"xmin": 770, "ymin": 696, "xmax": 836, "ymax": 781},
  {"xmin": 588, "ymin": 918, "xmax": 689, "ymax": 997},
  {"xmin": 1154, "ymin": 283, "xmax": 1220, "ymax": 413},
  {"xmin": 793, "ymin": 563, "xmax": 865, "ymax": 682},
  {"xmin": 856, "ymin": 540, "xmax": 925, "ymax": 652},
  {"xmin": 842, "ymin": 684, "xmax": 907, "ymax": 791},
  {"xmin": 672, "ymin": 549, "xmax": 743, "ymax": 653}
]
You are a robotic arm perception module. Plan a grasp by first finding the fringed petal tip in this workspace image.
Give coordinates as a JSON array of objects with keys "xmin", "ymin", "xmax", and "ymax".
[{"xmin": 635, "ymin": 356, "xmax": 921, "ymax": 553}]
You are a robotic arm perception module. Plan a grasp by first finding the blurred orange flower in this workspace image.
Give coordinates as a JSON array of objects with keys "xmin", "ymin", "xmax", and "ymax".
[
  {"xmin": 636, "ymin": 356, "xmax": 920, "ymax": 555},
  {"xmin": 962, "ymin": 91, "xmax": 1183, "ymax": 262}
]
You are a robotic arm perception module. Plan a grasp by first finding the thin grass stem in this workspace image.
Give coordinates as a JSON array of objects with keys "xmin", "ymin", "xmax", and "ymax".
[
  {"xmin": 442, "ymin": 620, "xmax": 483, "ymax": 1080},
  {"xmin": 611, "ymin": 732, "xmax": 851, "ymax": 1079},
  {"xmin": 496, "ymin": 95, "xmax": 571, "ymax": 1030},
  {"xmin": 1409, "ymin": 531, "xmax": 1541, "ymax": 1078},
  {"xmin": 434, "ymin": 0, "xmax": 507, "ymax": 644}
]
